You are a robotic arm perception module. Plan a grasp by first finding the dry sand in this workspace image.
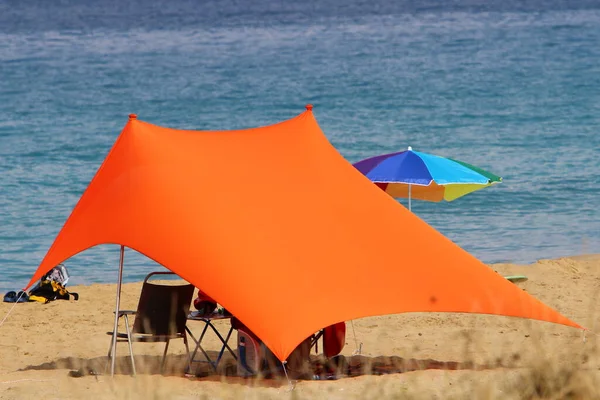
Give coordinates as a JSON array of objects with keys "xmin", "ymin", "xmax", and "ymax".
[{"xmin": 1, "ymin": 254, "xmax": 600, "ymax": 399}]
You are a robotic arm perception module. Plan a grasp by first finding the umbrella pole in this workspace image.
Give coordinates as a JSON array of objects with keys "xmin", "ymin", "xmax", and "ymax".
[
  {"xmin": 408, "ymin": 184, "xmax": 412, "ymax": 211},
  {"xmin": 110, "ymin": 245, "xmax": 125, "ymax": 377}
]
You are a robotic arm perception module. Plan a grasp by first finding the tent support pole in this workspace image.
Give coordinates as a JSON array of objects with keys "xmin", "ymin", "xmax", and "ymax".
[
  {"xmin": 408, "ymin": 184, "xmax": 412, "ymax": 211},
  {"xmin": 110, "ymin": 245, "xmax": 125, "ymax": 377}
]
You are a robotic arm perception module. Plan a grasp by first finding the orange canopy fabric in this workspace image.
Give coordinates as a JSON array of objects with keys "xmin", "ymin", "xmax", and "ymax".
[{"xmin": 26, "ymin": 107, "xmax": 581, "ymax": 361}]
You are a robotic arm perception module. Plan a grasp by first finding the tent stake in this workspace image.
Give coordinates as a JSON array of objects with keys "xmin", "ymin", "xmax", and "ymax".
[{"xmin": 110, "ymin": 245, "xmax": 125, "ymax": 377}]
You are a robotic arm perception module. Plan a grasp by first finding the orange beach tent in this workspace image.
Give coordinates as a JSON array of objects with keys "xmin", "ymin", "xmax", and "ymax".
[{"xmin": 26, "ymin": 105, "xmax": 580, "ymax": 366}]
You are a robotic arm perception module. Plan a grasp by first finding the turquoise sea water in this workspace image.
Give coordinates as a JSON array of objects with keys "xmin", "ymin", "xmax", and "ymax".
[{"xmin": 1, "ymin": 1, "xmax": 599, "ymax": 292}]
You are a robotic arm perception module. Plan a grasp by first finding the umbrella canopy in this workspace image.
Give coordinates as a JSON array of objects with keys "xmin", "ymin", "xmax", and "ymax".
[
  {"xmin": 25, "ymin": 107, "xmax": 578, "ymax": 362},
  {"xmin": 353, "ymin": 147, "xmax": 502, "ymax": 209}
]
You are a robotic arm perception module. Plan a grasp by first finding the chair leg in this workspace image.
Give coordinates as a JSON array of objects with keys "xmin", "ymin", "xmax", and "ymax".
[
  {"xmin": 183, "ymin": 333, "xmax": 192, "ymax": 374},
  {"xmin": 106, "ymin": 317, "xmax": 121, "ymax": 374},
  {"xmin": 161, "ymin": 339, "xmax": 170, "ymax": 374},
  {"xmin": 124, "ymin": 315, "xmax": 136, "ymax": 376},
  {"xmin": 105, "ymin": 339, "xmax": 114, "ymax": 376}
]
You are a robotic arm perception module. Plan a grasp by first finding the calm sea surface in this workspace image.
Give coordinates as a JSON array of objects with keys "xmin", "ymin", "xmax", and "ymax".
[{"xmin": 1, "ymin": 0, "xmax": 599, "ymax": 292}]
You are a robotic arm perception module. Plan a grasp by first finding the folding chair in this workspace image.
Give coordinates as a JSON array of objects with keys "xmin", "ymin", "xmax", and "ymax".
[{"xmin": 107, "ymin": 271, "xmax": 195, "ymax": 375}]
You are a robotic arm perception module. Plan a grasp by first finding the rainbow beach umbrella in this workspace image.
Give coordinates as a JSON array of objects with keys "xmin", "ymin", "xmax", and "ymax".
[{"xmin": 353, "ymin": 147, "xmax": 502, "ymax": 211}]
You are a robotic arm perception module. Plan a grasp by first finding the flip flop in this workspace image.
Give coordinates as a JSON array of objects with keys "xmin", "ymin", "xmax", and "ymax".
[
  {"xmin": 3, "ymin": 291, "xmax": 17, "ymax": 303},
  {"xmin": 68, "ymin": 369, "xmax": 85, "ymax": 378},
  {"xmin": 505, "ymin": 275, "xmax": 528, "ymax": 283},
  {"xmin": 16, "ymin": 291, "xmax": 29, "ymax": 303},
  {"xmin": 68, "ymin": 368, "xmax": 101, "ymax": 378}
]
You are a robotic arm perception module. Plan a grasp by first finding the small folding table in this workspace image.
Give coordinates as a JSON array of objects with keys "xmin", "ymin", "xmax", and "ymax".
[{"xmin": 185, "ymin": 311, "xmax": 238, "ymax": 375}]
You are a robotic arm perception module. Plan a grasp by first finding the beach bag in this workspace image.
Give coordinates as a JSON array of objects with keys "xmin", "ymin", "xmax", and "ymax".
[
  {"xmin": 28, "ymin": 264, "xmax": 78, "ymax": 303},
  {"xmin": 29, "ymin": 280, "xmax": 79, "ymax": 303},
  {"xmin": 42, "ymin": 263, "xmax": 70, "ymax": 286}
]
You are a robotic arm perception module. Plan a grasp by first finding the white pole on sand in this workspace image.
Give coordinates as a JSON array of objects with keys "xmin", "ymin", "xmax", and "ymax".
[{"xmin": 110, "ymin": 245, "xmax": 125, "ymax": 377}]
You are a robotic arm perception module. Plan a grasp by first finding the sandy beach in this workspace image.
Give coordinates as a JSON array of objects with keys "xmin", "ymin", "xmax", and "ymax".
[{"xmin": 1, "ymin": 254, "xmax": 599, "ymax": 399}]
